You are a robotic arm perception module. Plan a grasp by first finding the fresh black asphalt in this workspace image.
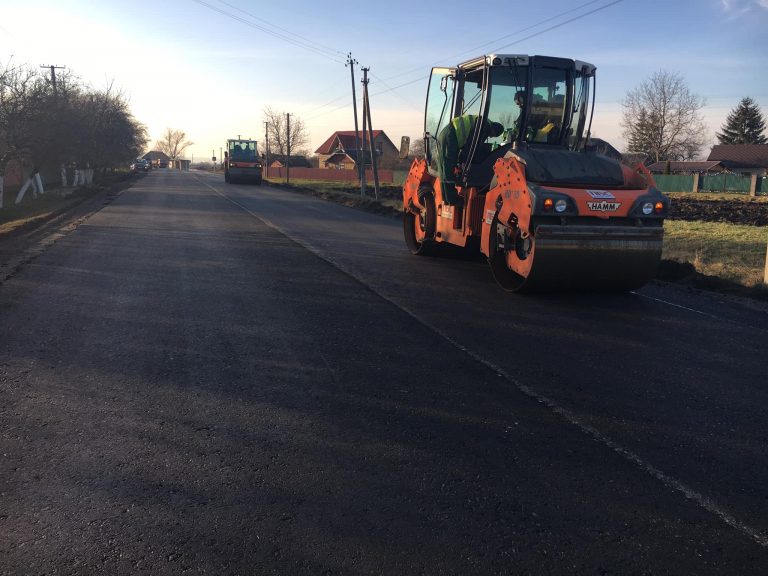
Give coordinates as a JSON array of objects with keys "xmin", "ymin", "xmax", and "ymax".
[{"xmin": 1, "ymin": 170, "xmax": 767, "ymax": 574}]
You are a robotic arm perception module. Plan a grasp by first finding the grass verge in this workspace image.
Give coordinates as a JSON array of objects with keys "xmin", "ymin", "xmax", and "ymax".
[
  {"xmin": 0, "ymin": 172, "xmax": 135, "ymax": 236},
  {"xmin": 660, "ymin": 220, "xmax": 768, "ymax": 298}
]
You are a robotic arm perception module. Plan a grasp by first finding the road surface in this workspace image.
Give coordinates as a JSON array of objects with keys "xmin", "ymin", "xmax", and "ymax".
[{"xmin": 1, "ymin": 169, "xmax": 767, "ymax": 574}]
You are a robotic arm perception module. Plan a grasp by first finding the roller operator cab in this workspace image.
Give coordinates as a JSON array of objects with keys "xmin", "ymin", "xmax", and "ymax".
[
  {"xmin": 224, "ymin": 139, "xmax": 263, "ymax": 185},
  {"xmin": 402, "ymin": 54, "xmax": 670, "ymax": 292}
]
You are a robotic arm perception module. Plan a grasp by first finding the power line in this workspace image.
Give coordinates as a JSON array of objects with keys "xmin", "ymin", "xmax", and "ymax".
[
  {"xmin": 191, "ymin": 0, "xmax": 346, "ymax": 64},
  {"xmin": 457, "ymin": 0, "xmax": 615, "ymax": 64},
  {"xmin": 377, "ymin": 0, "xmax": 624, "ymax": 86},
  {"xmin": 369, "ymin": 71, "xmax": 421, "ymax": 111},
  {"xmin": 302, "ymin": 92, "xmax": 349, "ymax": 119},
  {"xmin": 493, "ymin": 0, "xmax": 625, "ymax": 52},
  {"xmin": 193, "ymin": 0, "xmax": 624, "ymax": 128},
  {"xmin": 211, "ymin": 0, "xmax": 345, "ymax": 60},
  {"xmin": 368, "ymin": 0, "xmax": 624, "ymax": 103}
]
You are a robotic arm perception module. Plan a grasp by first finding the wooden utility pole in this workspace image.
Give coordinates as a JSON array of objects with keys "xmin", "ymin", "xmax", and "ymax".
[
  {"xmin": 40, "ymin": 64, "xmax": 65, "ymax": 97},
  {"xmin": 347, "ymin": 53, "xmax": 364, "ymax": 196}
]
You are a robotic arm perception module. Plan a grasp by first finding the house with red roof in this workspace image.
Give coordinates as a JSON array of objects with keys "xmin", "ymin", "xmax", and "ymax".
[{"xmin": 315, "ymin": 130, "xmax": 398, "ymax": 170}]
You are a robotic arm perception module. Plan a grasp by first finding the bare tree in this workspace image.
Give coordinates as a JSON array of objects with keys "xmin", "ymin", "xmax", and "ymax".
[
  {"xmin": 0, "ymin": 60, "xmax": 147, "ymax": 183},
  {"xmin": 409, "ymin": 136, "xmax": 425, "ymax": 158},
  {"xmin": 155, "ymin": 128, "xmax": 193, "ymax": 162},
  {"xmin": 263, "ymin": 106, "xmax": 309, "ymax": 161},
  {"xmin": 621, "ymin": 70, "xmax": 707, "ymax": 162}
]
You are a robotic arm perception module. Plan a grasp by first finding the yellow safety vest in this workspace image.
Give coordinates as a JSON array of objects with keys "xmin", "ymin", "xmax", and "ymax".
[{"xmin": 451, "ymin": 115, "xmax": 477, "ymax": 148}]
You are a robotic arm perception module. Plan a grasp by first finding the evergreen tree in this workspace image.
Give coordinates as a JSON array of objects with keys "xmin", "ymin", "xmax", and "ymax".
[{"xmin": 716, "ymin": 97, "xmax": 767, "ymax": 144}]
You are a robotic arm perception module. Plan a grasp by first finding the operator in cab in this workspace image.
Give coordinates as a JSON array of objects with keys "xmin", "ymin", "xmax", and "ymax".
[{"xmin": 437, "ymin": 114, "xmax": 503, "ymax": 201}]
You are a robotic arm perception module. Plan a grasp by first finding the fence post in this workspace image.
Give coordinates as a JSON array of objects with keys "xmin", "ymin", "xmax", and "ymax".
[
  {"xmin": 692, "ymin": 173, "xmax": 699, "ymax": 193},
  {"xmin": 764, "ymin": 238, "xmax": 768, "ymax": 286},
  {"xmin": 750, "ymin": 173, "xmax": 757, "ymax": 198}
]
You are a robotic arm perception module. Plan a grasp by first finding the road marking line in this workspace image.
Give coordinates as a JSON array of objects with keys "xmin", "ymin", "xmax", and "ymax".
[
  {"xmin": 199, "ymin": 176, "xmax": 768, "ymax": 549},
  {"xmin": 632, "ymin": 291, "xmax": 768, "ymax": 334}
]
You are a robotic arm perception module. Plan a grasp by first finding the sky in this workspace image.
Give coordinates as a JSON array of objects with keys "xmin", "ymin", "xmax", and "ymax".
[{"xmin": 1, "ymin": 0, "xmax": 767, "ymax": 162}]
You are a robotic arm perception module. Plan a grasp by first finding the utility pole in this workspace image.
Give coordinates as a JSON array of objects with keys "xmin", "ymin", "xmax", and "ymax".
[
  {"xmin": 286, "ymin": 113, "xmax": 291, "ymax": 185},
  {"xmin": 347, "ymin": 53, "xmax": 364, "ymax": 196},
  {"xmin": 361, "ymin": 67, "xmax": 380, "ymax": 199},
  {"xmin": 264, "ymin": 121, "xmax": 270, "ymax": 177},
  {"xmin": 40, "ymin": 64, "xmax": 65, "ymax": 97},
  {"xmin": 360, "ymin": 68, "xmax": 368, "ymax": 197}
]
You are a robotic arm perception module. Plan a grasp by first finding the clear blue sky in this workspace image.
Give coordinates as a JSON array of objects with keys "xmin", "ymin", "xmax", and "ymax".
[{"xmin": 2, "ymin": 0, "xmax": 767, "ymax": 160}]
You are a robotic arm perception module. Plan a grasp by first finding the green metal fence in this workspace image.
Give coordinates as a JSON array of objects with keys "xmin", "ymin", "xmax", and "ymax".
[
  {"xmin": 699, "ymin": 173, "xmax": 752, "ymax": 193},
  {"xmin": 653, "ymin": 175, "xmax": 695, "ymax": 192}
]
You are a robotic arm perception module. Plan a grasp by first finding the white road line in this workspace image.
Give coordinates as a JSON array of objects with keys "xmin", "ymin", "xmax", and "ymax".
[
  {"xmin": 632, "ymin": 291, "xmax": 722, "ymax": 318},
  {"xmin": 632, "ymin": 291, "xmax": 768, "ymax": 334},
  {"xmin": 199, "ymin": 176, "xmax": 768, "ymax": 549}
]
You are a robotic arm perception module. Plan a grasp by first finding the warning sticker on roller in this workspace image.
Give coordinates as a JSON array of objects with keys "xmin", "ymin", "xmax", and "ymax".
[{"xmin": 587, "ymin": 190, "xmax": 616, "ymax": 199}]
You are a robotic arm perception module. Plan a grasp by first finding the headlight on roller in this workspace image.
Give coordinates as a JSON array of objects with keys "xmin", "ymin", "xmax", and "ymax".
[
  {"xmin": 555, "ymin": 199, "xmax": 567, "ymax": 213},
  {"xmin": 641, "ymin": 202, "xmax": 654, "ymax": 215}
]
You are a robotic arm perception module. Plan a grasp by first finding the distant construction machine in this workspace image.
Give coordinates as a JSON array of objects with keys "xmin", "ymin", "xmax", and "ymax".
[
  {"xmin": 401, "ymin": 54, "xmax": 669, "ymax": 292},
  {"xmin": 224, "ymin": 138, "xmax": 263, "ymax": 185}
]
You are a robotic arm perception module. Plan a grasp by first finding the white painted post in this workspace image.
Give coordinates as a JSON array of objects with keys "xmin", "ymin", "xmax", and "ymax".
[
  {"xmin": 764, "ymin": 238, "xmax": 768, "ymax": 286},
  {"xmin": 72, "ymin": 168, "xmax": 79, "ymax": 187},
  {"xmin": 34, "ymin": 172, "xmax": 44, "ymax": 195},
  {"xmin": 16, "ymin": 176, "xmax": 34, "ymax": 204},
  {"xmin": 61, "ymin": 164, "xmax": 67, "ymax": 188}
]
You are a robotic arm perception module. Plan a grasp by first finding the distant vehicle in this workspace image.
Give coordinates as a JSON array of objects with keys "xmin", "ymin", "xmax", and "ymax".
[
  {"xmin": 224, "ymin": 139, "xmax": 263, "ymax": 185},
  {"xmin": 132, "ymin": 159, "xmax": 150, "ymax": 172}
]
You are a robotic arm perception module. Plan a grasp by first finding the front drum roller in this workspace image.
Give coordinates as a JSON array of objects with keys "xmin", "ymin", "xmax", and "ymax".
[
  {"xmin": 488, "ymin": 217, "xmax": 664, "ymax": 292},
  {"xmin": 404, "ymin": 188, "xmax": 437, "ymax": 256},
  {"xmin": 488, "ymin": 216, "xmax": 528, "ymax": 291}
]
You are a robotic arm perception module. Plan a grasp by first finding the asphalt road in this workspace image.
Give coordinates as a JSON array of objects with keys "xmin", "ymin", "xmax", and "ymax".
[{"xmin": 1, "ymin": 169, "xmax": 767, "ymax": 575}]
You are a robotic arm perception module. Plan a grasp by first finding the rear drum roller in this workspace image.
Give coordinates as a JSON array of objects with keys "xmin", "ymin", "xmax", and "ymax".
[{"xmin": 404, "ymin": 189, "xmax": 437, "ymax": 256}]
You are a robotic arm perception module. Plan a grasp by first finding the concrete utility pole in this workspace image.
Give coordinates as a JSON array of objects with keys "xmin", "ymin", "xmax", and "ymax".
[
  {"xmin": 361, "ymin": 67, "xmax": 380, "ymax": 199},
  {"xmin": 347, "ymin": 53, "xmax": 364, "ymax": 196},
  {"xmin": 286, "ymin": 113, "xmax": 291, "ymax": 185},
  {"xmin": 264, "ymin": 121, "xmax": 270, "ymax": 176},
  {"xmin": 40, "ymin": 64, "xmax": 65, "ymax": 97}
]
